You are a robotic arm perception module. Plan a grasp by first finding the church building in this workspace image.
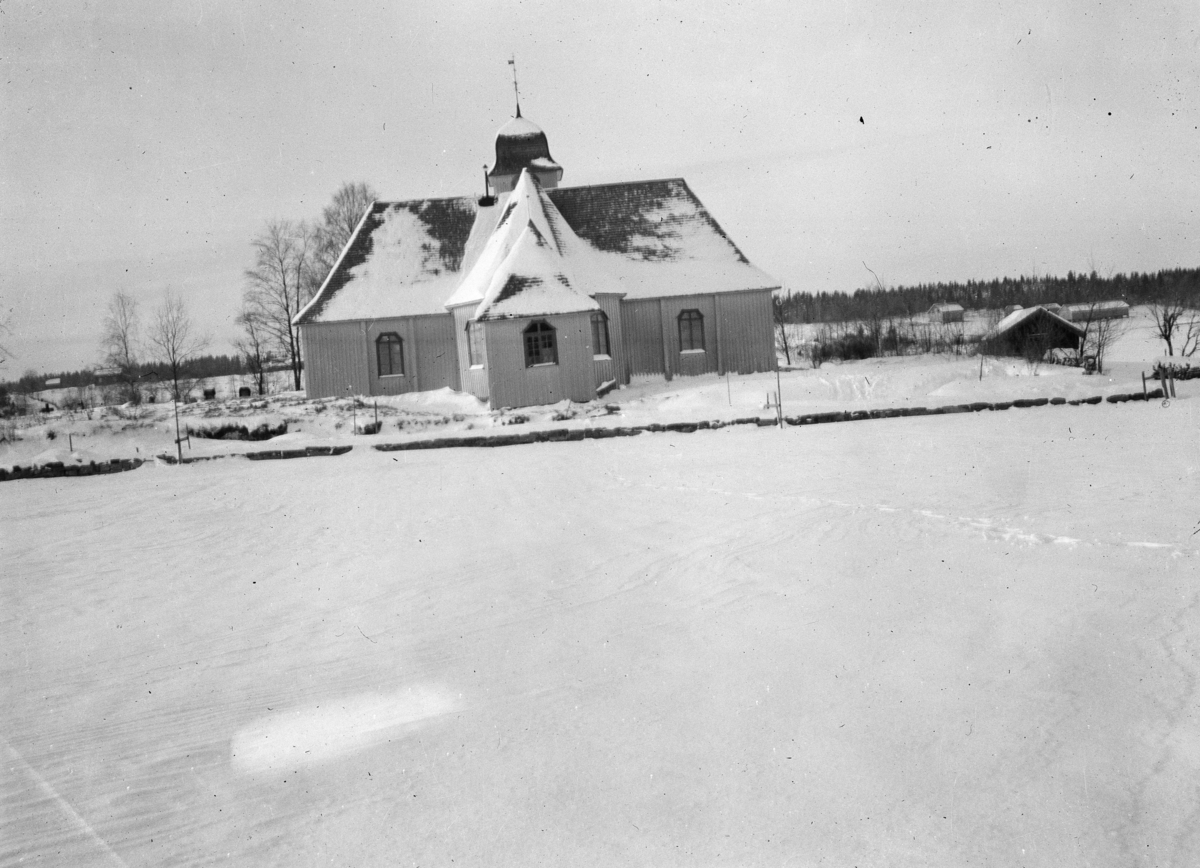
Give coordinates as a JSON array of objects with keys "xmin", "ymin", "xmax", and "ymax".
[{"xmin": 294, "ymin": 109, "xmax": 780, "ymax": 408}]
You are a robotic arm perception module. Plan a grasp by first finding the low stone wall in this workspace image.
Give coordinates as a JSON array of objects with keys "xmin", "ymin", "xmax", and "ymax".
[
  {"xmin": 4, "ymin": 388, "xmax": 1172, "ymax": 477},
  {"xmin": 373, "ymin": 388, "xmax": 1169, "ymax": 453},
  {"xmin": 155, "ymin": 445, "xmax": 354, "ymax": 464},
  {"xmin": 0, "ymin": 458, "xmax": 143, "ymax": 483}
]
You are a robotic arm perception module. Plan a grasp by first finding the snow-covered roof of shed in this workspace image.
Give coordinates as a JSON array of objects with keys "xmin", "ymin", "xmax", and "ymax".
[
  {"xmin": 991, "ymin": 305, "xmax": 1085, "ymax": 337},
  {"xmin": 296, "ymin": 175, "xmax": 778, "ymax": 325}
]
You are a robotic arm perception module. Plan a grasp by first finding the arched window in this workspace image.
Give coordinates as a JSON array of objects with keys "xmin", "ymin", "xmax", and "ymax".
[
  {"xmin": 591, "ymin": 310, "xmax": 610, "ymax": 357},
  {"xmin": 376, "ymin": 332, "xmax": 404, "ymax": 376},
  {"xmin": 523, "ymin": 320, "xmax": 557, "ymax": 367},
  {"xmin": 678, "ymin": 309, "xmax": 705, "ymax": 352},
  {"xmin": 466, "ymin": 321, "xmax": 484, "ymax": 367}
]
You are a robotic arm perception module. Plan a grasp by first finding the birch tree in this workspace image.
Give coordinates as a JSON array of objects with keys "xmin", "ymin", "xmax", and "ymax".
[
  {"xmin": 312, "ymin": 181, "xmax": 378, "ymax": 284},
  {"xmin": 233, "ymin": 304, "xmax": 271, "ymax": 395},
  {"xmin": 146, "ymin": 290, "xmax": 210, "ymax": 401},
  {"xmin": 243, "ymin": 219, "xmax": 318, "ymax": 391},
  {"xmin": 1149, "ymin": 287, "xmax": 1200, "ymax": 357},
  {"xmin": 99, "ymin": 290, "xmax": 142, "ymax": 402}
]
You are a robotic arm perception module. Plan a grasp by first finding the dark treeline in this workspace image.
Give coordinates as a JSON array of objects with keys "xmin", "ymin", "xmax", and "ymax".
[
  {"xmin": 2, "ymin": 354, "xmax": 251, "ymax": 393},
  {"xmin": 778, "ymin": 266, "xmax": 1200, "ymax": 323}
]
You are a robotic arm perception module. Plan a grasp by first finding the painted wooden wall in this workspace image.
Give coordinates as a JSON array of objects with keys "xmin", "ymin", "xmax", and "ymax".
[
  {"xmin": 303, "ymin": 290, "xmax": 774, "ymax": 403},
  {"xmin": 302, "ymin": 315, "xmax": 460, "ymax": 400},
  {"xmin": 715, "ymin": 289, "xmax": 776, "ymax": 375},
  {"xmin": 412, "ymin": 315, "xmax": 461, "ymax": 393},
  {"xmin": 484, "ymin": 312, "xmax": 596, "ymax": 408},
  {"xmin": 591, "ymin": 294, "xmax": 626, "ymax": 388},
  {"xmin": 620, "ymin": 299, "xmax": 665, "ymax": 377},
  {"xmin": 301, "ymin": 322, "xmax": 370, "ymax": 399},
  {"xmin": 450, "ymin": 305, "xmax": 489, "ymax": 401},
  {"xmin": 617, "ymin": 290, "xmax": 774, "ymax": 380}
]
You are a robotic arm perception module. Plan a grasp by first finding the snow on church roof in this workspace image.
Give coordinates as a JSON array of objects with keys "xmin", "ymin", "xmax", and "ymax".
[
  {"xmin": 448, "ymin": 171, "xmax": 607, "ymax": 320},
  {"xmin": 296, "ymin": 173, "xmax": 778, "ymax": 326},
  {"xmin": 473, "ymin": 220, "xmax": 600, "ymax": 321}
]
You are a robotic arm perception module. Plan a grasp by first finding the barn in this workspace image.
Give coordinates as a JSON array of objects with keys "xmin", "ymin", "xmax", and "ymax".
[
  {"xmin": 928, "ymin": 302, "xmax": 964, "ymax": 323},
  {"xmin": 1058, "ymin": 300, "xmax": 1130, "ymax": 322},
  {"xmin": 981, "ymin": 306, "xmax": 1085, "ymax": 358},
  {"xmin": 294, "ymin": 112, "xmax": 780, "ymax": 408}
]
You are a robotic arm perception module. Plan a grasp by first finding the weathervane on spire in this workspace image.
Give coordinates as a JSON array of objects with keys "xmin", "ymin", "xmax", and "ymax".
[{"xmin": 508, "ymin": 55, "xmax": 521, "ymax": 118}]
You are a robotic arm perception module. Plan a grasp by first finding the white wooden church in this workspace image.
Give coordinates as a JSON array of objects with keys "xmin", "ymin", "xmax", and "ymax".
[{"xmin": 294, "ymin": 109, "xmax": 780, "ymax": 409}]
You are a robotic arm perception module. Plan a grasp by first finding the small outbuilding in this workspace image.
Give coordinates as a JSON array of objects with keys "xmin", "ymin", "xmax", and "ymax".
[
  {"xmin": 928, "ymin": 303, "xmax": 964, "ymax": 323},
  {"xmin": 1058, "ymin": 300, "xmax": 1130, "ymax": 323},
  {"xmin": 1003, "ymin": 304, "xmax": 1023, "ymax": 315},
  {"xmin": 981, "ymin": 306, "xmax": 1085, "ymax": 359}
]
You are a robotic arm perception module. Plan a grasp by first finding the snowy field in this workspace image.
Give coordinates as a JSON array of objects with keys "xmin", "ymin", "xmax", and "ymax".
[{"xmin": 3, "ymin": 309, "xmax": 1199, "ymax": 866}]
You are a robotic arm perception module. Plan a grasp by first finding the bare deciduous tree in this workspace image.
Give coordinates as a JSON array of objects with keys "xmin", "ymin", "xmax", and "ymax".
[
  {"xmin": 1149, "ymin": 287, "xmax": 1200, "ymax": 357},
  {"xmin": 0, "ymin": 324, "xmax": 12, "ymax": 372},
  {"xmin": 243, "ymin": 220, "xmax": 319, "ymax": 391},
  {"xmin": 100, "ymin": 290, "xmax": 141, "ymax": 403},
  {"xmin": 312, "ymin": 181, "xmax": 378, "ymax": 283},
  {"xmin": 233, "ymin": 305, "xmax": 271, "ymax": 396},
  {"xmin": 146, "ymin": 290, "xmax": 210, "ymax": 401},
  {"xmin": 1071, "ymin": 302, "xmax": 1128, "ymax": 374},
  {"xmin": 1088, "ymin": 314, "xmax": 1126, "ymax": 374},
  {"xmin": 773, "ymin": 294, "xmax": 794, "ymax": 366}
]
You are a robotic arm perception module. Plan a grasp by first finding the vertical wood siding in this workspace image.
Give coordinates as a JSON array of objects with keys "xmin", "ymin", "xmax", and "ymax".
[
  {"xmin": 363, "ymin": 315, "xmax": 459, "ymax": 396},
  {"xmin": 364, "ymin": 318, "xmax": 417, "ymax": 396},
  {"xmin": 301, "ymin": 322, "xmax": 370, "ymax": 399},
  {"xmin": 413, "ymin": 315, "xmax": 461, "ymax": 392},
  {"xmin": 716, "ymin": 290, "xmax": 776, "ymax": 374},
  {"xmin": 592, "ymin": 294, "xmax": 625, "ymax": 387},
  {"xmin": 451, "ymin": 305, "xmax": 489, "ymax": 400},
  {"xmin": 658, "ymin": 294, "xmax": 719, "ymax": 378},
  {"xmin": 620, "ymin": 299, "xmax": 665, "ymax": 376},
  {"xmin": 484, "ymin": 313, "xmax": 596, "ymax": 408}
]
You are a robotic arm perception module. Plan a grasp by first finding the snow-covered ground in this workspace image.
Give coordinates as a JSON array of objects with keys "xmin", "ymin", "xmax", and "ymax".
[{"xmin": 3, "ymin": 308, "xmax": 1198, "ymax": 866}]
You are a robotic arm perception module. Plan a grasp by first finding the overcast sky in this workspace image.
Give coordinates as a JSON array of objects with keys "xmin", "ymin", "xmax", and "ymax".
[{"xmin": 2, "ymin": 0, "xmax": 1197, "ymax": 375}]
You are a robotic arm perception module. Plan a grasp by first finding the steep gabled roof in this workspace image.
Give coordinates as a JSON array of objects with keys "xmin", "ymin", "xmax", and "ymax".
[
  {"xmin": 472, "ymin": 220, "xmax": 600, "ymax": 321},
  {"xmin": 295, "ymin": 197, "xmax": 476, "ymax": 324},
  {"xmin": 449, "ymin": 171, "xmax": 607, "ymax": 320},
  {"xmin": 992, "ymin": 305, "xmax": 1085, "ymax": 338},
  {"xmin": 296, "ymin": 174, "xmax": 778, "ymax": 325}
]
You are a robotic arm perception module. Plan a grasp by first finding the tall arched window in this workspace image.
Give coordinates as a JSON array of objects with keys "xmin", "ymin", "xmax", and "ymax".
[
  {"xmin": 678, "ymin": 309, "xmax": 705, "ymax": 352},
  {"xmin": 466, "ymin": 321, "xmax": 484, "ymax": 367},
  {"xmin": 376, "ymin": 332, "xmax": 404, "ymax": 376},
  {"xmin": 591, "ymin": 310, "xmax": 610, "ymax": 357},
  {"xmin": 523, "ymin": 320, "xmax": 557, "ymax": 367}
]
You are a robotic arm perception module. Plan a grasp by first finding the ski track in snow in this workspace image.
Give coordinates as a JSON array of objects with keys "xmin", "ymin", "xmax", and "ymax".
[{"xmin": 600, "ymin": 467, "xmax": 1195, "ymax": 559}]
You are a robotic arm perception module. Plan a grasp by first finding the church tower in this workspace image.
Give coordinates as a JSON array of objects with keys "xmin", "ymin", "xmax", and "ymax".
[{"xmin": 487, "ymin": 110, "xmax": 563, "ymax": 194}]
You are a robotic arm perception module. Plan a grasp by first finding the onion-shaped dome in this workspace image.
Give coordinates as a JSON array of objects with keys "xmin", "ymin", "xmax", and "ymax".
[{"xmin": 488, "ymin": 114, "xmax": 562, "ymax": 186}]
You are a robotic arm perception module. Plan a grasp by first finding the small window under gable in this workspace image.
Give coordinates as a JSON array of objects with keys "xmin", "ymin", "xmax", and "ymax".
[
  {"xmin": 376, "ymin": 332, "xmax": 404, "ymax": 376},
  {"xmin": 523, "ymin": 320, "xmax": 558, "ymax": 367},
  {"xmin": 466, "ymin": 320, "xmax": 485, "ymax": 367},
  {"xmin": 678, "ymin": 309, "xmax": 705, "ymax": 352},
  {"xmin": 591, "ymin": 310, "xmax": 611, "ymax": 357}
]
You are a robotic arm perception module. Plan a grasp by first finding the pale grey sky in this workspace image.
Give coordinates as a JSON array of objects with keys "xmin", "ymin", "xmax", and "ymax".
[{"xmin": 2, "ymin": 0, "xmax": 1197, "ymax": 374}]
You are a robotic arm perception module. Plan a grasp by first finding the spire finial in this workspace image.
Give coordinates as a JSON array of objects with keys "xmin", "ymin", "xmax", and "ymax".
[{"xmin": 507, "ymin": 55, "xmax": 521, "ymax": 118}]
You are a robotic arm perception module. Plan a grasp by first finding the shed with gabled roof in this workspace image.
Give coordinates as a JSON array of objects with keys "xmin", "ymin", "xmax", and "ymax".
[
  {"xmin": 981, "ymin": 306, "xmax": 1085, "ymax": 358},
  {"xmin": 928, "ymin": 302, "xmax": 965, "ymax": 323}
]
